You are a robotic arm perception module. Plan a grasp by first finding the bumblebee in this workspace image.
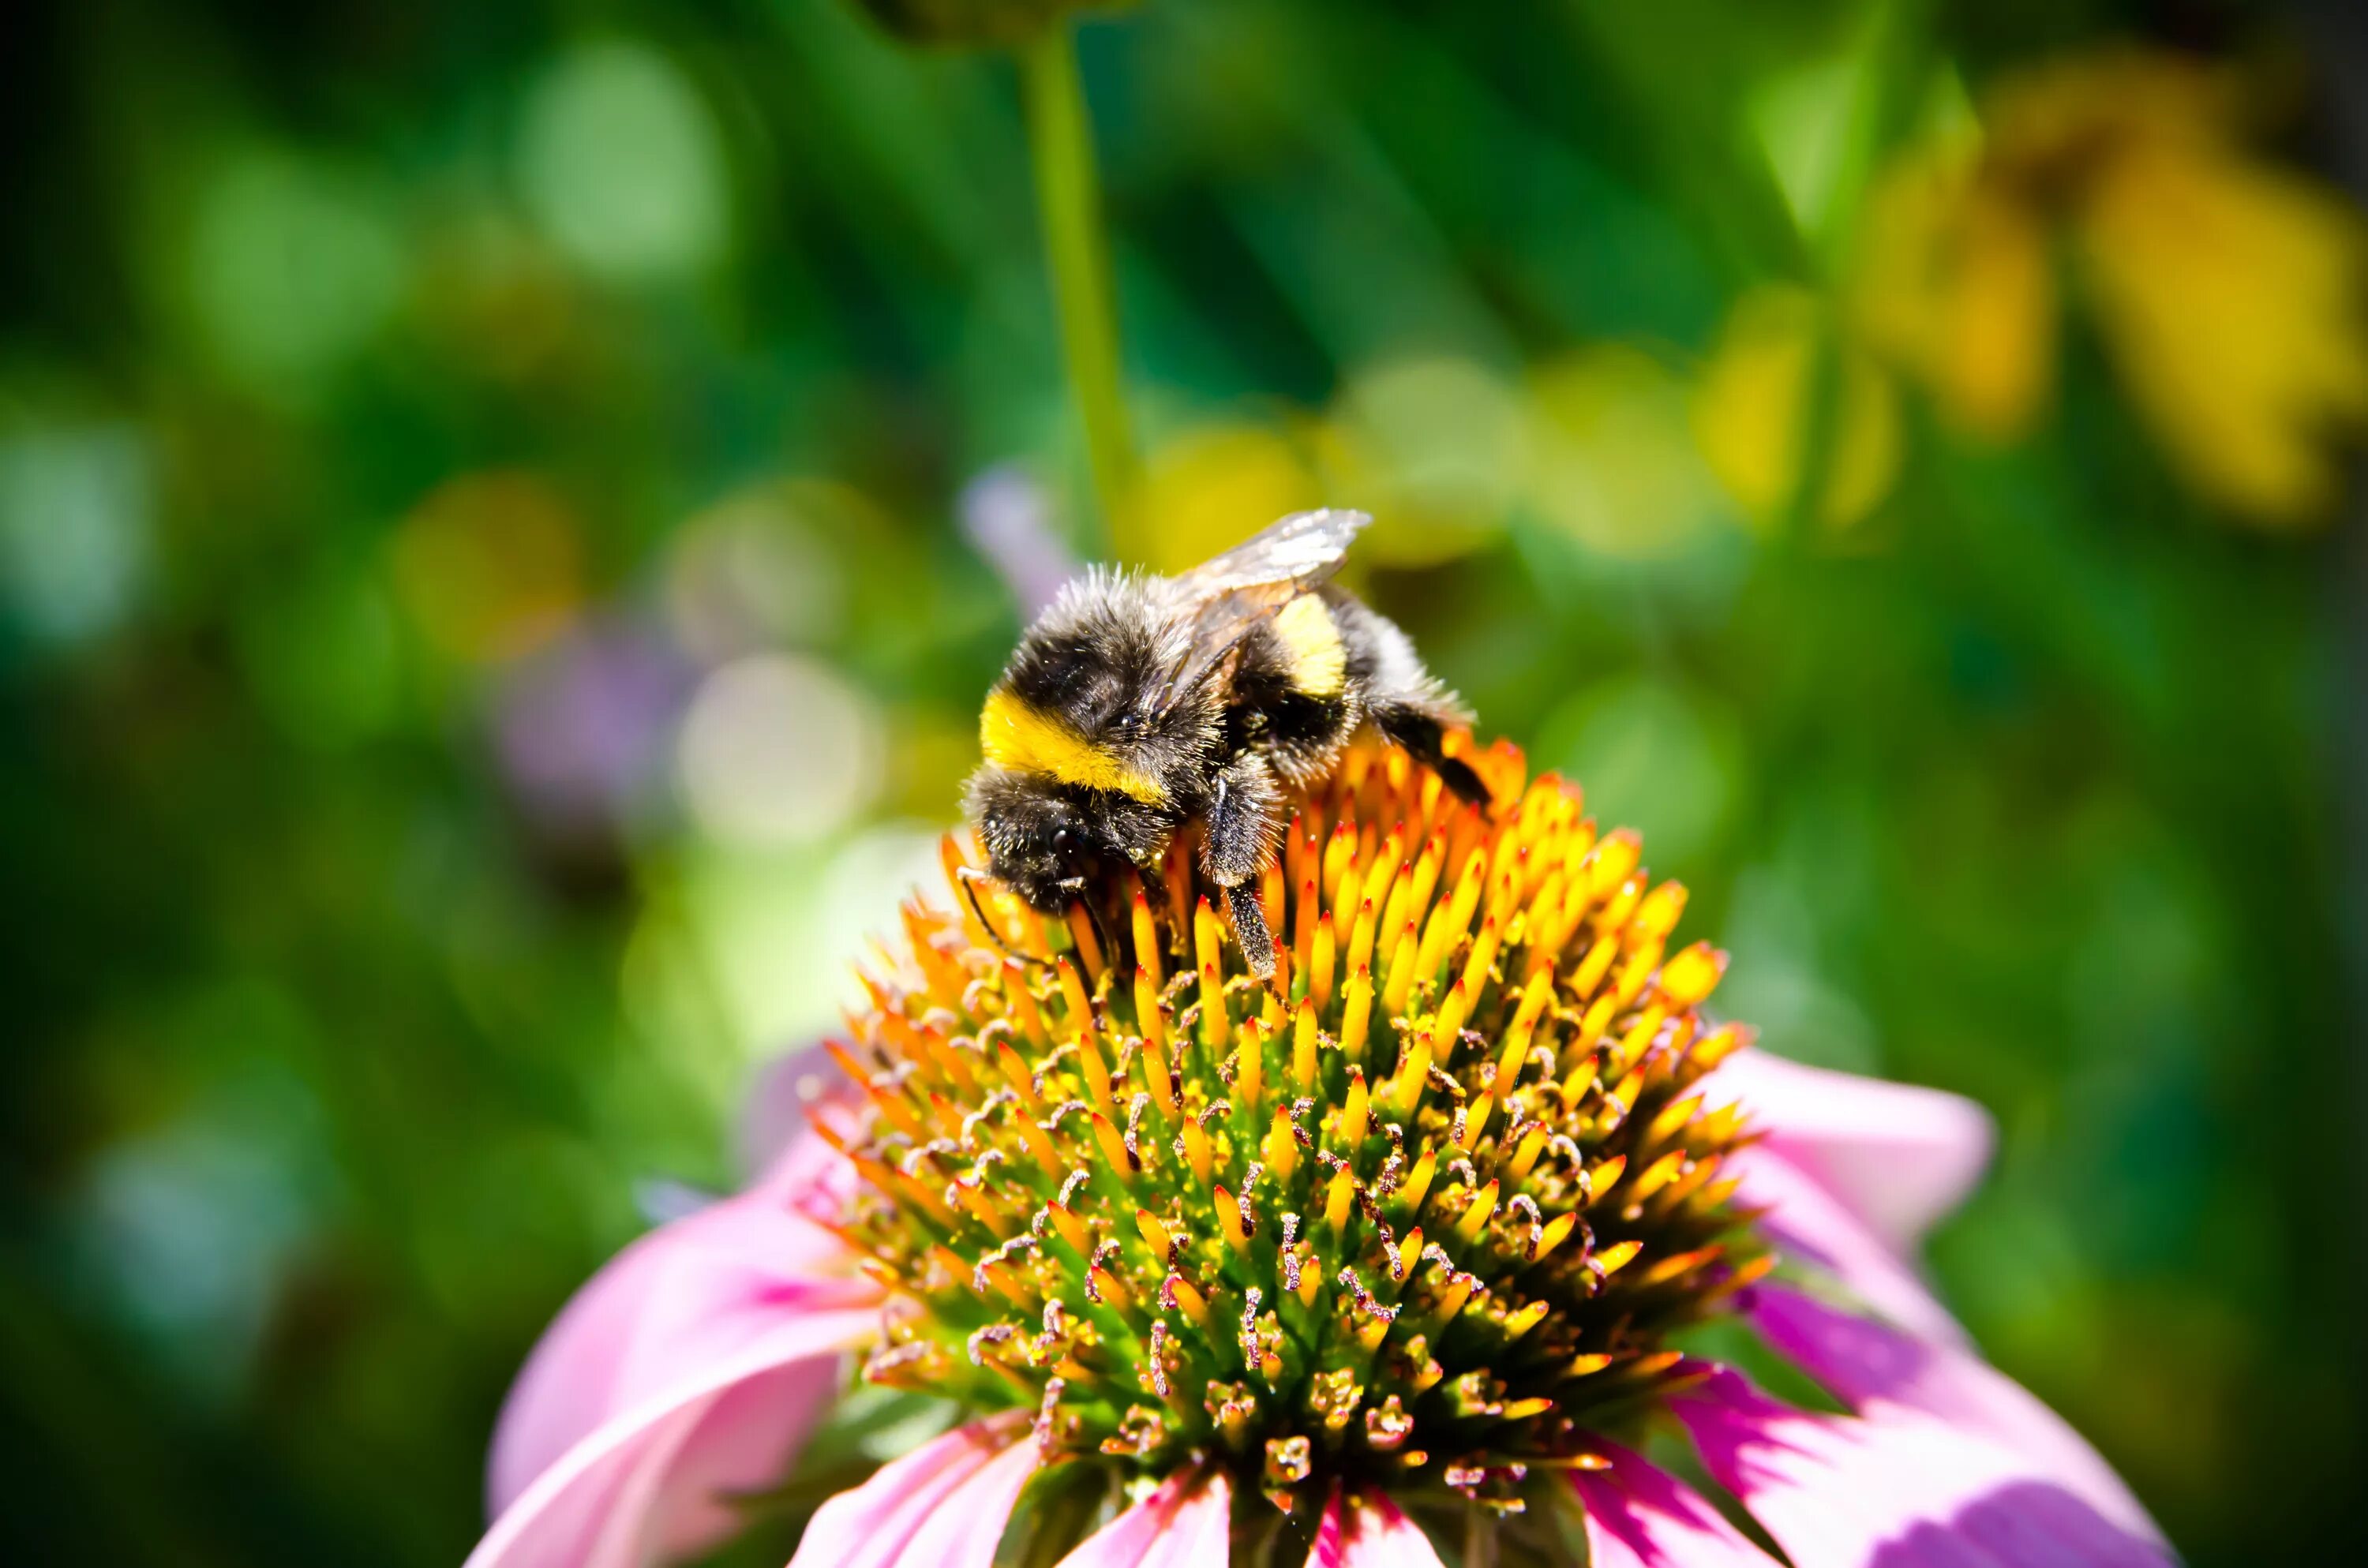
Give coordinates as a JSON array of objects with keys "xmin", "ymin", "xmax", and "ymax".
[{"xmin": 965, "ymin": 508, "xmax": 1489, "ymax": 978}]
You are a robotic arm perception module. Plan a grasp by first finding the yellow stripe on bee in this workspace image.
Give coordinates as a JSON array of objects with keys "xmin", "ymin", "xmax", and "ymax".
[
  {"xmin": 1272, "ymin": 593, "xmax": 1347, "ymax": 698},
  {"xmin": 979, "ymin": 689, "xmax": 1168, "ymax": 805}
]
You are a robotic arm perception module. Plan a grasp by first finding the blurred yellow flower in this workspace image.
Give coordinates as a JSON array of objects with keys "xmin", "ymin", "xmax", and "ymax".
[
  {"xmin": 1854, "ymin": 51, "xmax": 2368, "ymax": 526},
  {"xmin": 392, "ymin": 469, "xmax": 583, "ymax": 664},
  {"xmin": 1853, "ymin": 155, "xmax": 2054, "ymax": 441},
  {"xmin": 1692, "ymin": 284, "xmax": 1903, "ymax": 534},
  {"xmin": 1317, "ymin": 354, "xmax": 1521, "ymax": 567},
  {"xmin": 1118, "ymin": 420, "xmax": 1323, "ymax": 575},
  {"xmin": 1525, "ymin": 345, "xmax": 1729, "ymax": 559},
  {"xmin": 2078, "ymin": 136, "xmax": 2368, "ymax": 522},
  {"xmin": 1123, "ymin": 361, "xmax": 1528, "ymax": 574}
]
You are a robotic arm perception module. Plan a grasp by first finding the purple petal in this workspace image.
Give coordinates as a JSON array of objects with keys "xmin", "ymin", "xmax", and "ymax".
[
  {"xmin": 1309, "ymin": 1488, "xmax": 1445, "ymax": 1567},
  {"xmin": 1057, "ymin": 1467, "xmax": 1231, "ymax": 1566},
  {"xmin": 1747, "ymin": 1285, "xmax": 2160, "ymax": 1543},
  {"xmin": 1671, "ymin": 1369, "xmax": 2174, "ymax": 1568},
  {"xmin": 489, "ymin": 1189, "xmax": 872, "ymax": 1517},
  {"xmin": 1572, "ymin": 1441, "xmax": 1778, "ymax": 1566},
  {"xmin": 1729, "ymin": 1144, "xmax": 1967, "ymax": 1346},
  {"xmin": 468, "ymin": 1305, "xmax": 880, "ymax": 1568},
  {"xmin": 960, "ymin": 464, "xmax": 1077, "ymax": 617},
  {"xmin": 787, "ymin": 1415, "xmax": 1038, "ymax": 1568},
  {"xmin": 1704, "ymin": 1052, "xmax": 1992, "ymax": 1254}
]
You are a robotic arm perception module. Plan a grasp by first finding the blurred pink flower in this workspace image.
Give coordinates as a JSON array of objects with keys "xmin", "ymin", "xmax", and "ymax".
[{"xmin": 467, "ymin": 1050, "xmax": 2170, "ymax": 1567}]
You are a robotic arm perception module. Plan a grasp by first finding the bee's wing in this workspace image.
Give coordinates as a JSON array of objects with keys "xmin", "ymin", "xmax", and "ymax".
[
  {"xmin": 1156, "ymin": 508, "xmax": 1371, "ymax": 709},
  {"xmin": 1173, "ymin": 508, "xmax": 1369, "ymax": 595}
]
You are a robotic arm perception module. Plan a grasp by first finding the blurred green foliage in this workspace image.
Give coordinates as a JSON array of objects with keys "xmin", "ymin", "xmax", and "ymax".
[{"xmin": 2, "ymin": 1, "xmax": 2364, "ymax": 1564}]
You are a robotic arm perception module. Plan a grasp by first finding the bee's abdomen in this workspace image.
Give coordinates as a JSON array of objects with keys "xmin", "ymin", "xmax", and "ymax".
[
  {"xmin": 1271, "ymin": 593, "xmax": 1349, "ymax": 698},
  {"xmin": 1228, "ymin": 595, "xmax": 1357, "ymax": 784}
]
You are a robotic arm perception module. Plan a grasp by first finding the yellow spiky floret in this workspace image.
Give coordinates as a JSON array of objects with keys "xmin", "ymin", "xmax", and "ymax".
[{"xmin": 831, "ymin": 739, "xmax": 1768, "ymax": 1514}]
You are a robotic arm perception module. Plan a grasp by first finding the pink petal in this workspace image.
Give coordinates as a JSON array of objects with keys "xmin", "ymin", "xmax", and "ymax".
[
  {"xmin": 1704, "ymin": 1052, "xmax": 1992, "ymax": 1254},
  {"xmin": 1309, "ymin": 1488, "xmax": 1445, "ymax": 1567},
  {"xmin": 1057, "ymin": 1467, "xmax": 1232, "ymax": 1566},
  {"xmin": 468, "ymin": 1304, "xmax": 879, "ymax": 1568},
  {"xmin": 1729, "ymin": 1144, "xmax": 1967, "ymax": 1346},
  {"xmin": 1746, "ymin": 1285, "xmax": 2160, "ymax": 1544},
  {"xmin": 638, "ymin": 1357, "xmax": 845, "ymax": 1559},
  {"xmin": 489, "ymin": 1188, "xmax": 873, "ymax": 1517},
  {"xmin": 739, "ymin": 1045, "xmax": 864, "ymax": 1223},
  {"xmin": 1670, "ymin": 1369, "xmax": 2174, "ymax": 1568},
  {"xmin": 1572, "ymin": 1441, "xmax": 1778, "ymax": 1567},
  {"xmin": 786, "ymin": 1413, "xmax": 1040, "ymax": 1568},
  {"xmin": 879, "ymin": 1431, "xmax": 1045, "ymax": 1568},
  {"xmin": 754, "ymin": 1106, "xmax": 864, "ymax": 1226}
]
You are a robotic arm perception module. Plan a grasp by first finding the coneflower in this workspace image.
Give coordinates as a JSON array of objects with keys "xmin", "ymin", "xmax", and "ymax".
[{"xmin": 471, "ymin": 742, "xmax": 2174, "ymax": 1567}]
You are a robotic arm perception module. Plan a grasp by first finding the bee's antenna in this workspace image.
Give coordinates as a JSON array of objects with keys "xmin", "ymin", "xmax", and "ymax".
[{"xmin": 959, "ymin": 866, "xmax": 1046, "ymax": 972}]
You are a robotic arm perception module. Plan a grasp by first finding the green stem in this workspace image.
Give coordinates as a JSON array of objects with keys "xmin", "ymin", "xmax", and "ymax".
[{"xmin": 1019, "ymin": 23, "xmax": 1137, "ymax": 543}]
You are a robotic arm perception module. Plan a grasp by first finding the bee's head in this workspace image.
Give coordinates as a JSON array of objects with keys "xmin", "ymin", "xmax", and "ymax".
[{"xmin": 966, "ymin": 768, "xmax": 1101, "ymax": 911}]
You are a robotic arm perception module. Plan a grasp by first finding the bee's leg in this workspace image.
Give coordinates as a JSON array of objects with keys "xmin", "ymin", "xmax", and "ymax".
[
  {"xmin": 1204, "ymin": 752, "xmax": 1285, "ymax": 982},
  {"xmin": 1373, "ymin": 703, "xmax": 1493, "ymax": 810},
  {"xmin": 1226, "ymin": 883, "xmax": 1276, "ymax": 983}
]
